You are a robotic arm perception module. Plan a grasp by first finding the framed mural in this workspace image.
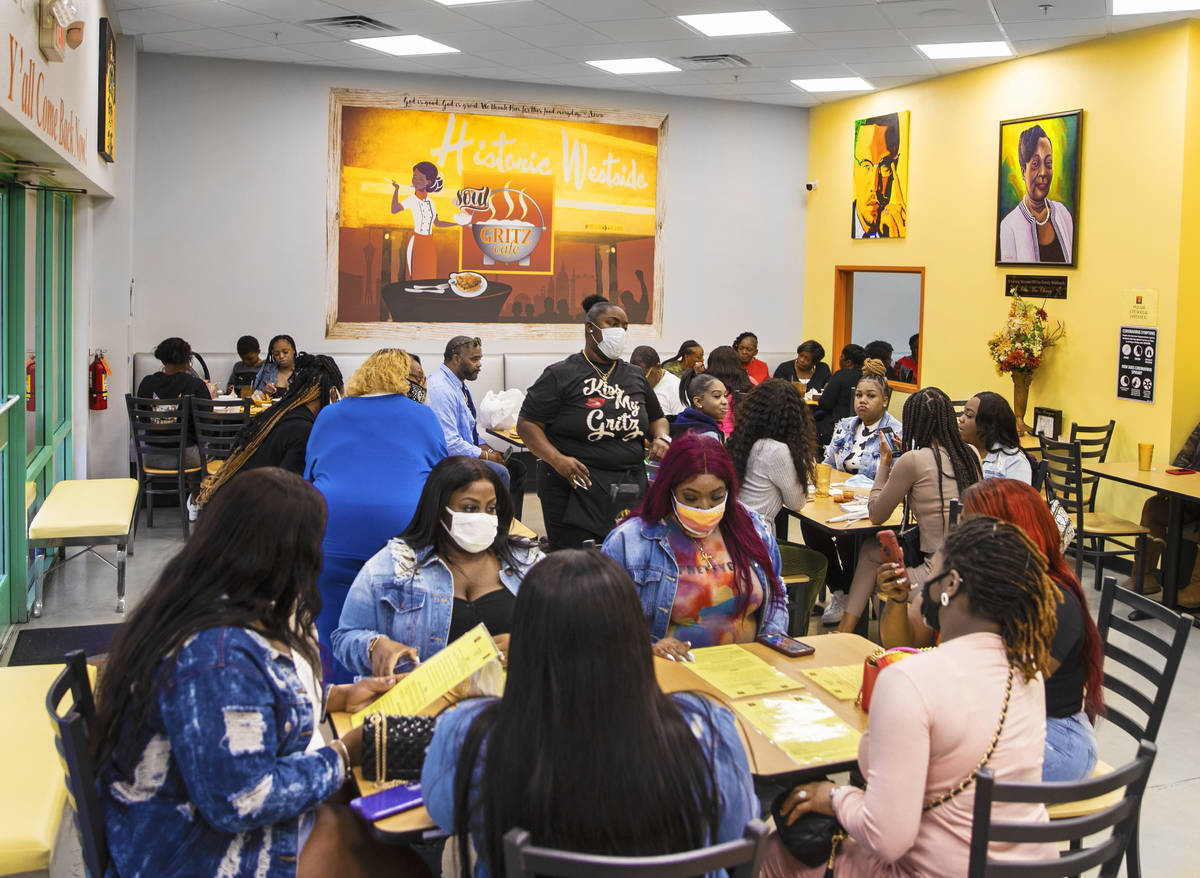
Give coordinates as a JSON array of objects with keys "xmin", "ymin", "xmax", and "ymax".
[
  {"xmin": 97, "ymin": 17, "xmax": 115, "ymax": 163},
  {"xmin": 851, "ymin": 110, "xmax": 908, "ymax": 239},
  {"xmin": 327, "ymin": 90, "xmax": 666, "ymax": 340},
  {"xmin": 995, "ymin": 109, "xmax": 1081, "ymax": 267}
]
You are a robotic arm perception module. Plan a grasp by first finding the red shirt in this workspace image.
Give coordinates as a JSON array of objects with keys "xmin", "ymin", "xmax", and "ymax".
[{"xmin": 744, "ymin": 358, "xmax": 769, "ymax": 385}]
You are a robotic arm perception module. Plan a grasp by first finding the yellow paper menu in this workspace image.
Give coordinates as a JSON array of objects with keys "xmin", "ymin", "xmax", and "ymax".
[
  {"xmin": 733, "ymin": 694, "xmax": 862, "ymax": 767},
  {"xmin": 800, "ymin": 664, "xmax": 865, "ymax": 702},
  {"xmin": 686, "ymin": 644, "xmax": 803, "ymax": 699},
  {"xmin": 349, "ymin": 623, "xmax": 500, "ymax": 726}
]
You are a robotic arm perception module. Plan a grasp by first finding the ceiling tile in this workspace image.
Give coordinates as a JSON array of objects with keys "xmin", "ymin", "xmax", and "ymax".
[
  {"xmin": 846, "ymin": 58, "xmax": 937, "ymax": 77},
  {"xmin": 159, "ymin": 1, "xmax": 273, "ymax": 28},
  {"xmin": 1010, "ymin": 36, "xmax": 1090, "ymax": 56},
  {"xmin": 188, "ymin": 45, "xmax": 320, "ymax": 62},
  {"xmin": 470, "ymin": 46, "xmax": 572, "ymax": 66},
  {"xmin": 339, "ymin": 6, "xmax": 482, "ymax": 34},
  {"xmin": 992, "ymin": 0, "xmax": 1106, "ymax": 23},
  {"xmin": 875, "ymin": 0, "xmax": 996, "ymax": 29},
  {"xmin": 427, "ymin": 29, "xmax": 538, "ymax": 52},
  {"xmin": 223, "ymin": 23, "xmax": 337, "ymax": 45},
  {"xmin": 1003, "ymin": 18, "xmax": 1109, "ymax": 41},
  {"xmin": 539, "ymin": 0, "xmax": 664, "ymax": 23},
  {"xmin": 774, "ymin": 4, "xmax": 893, "ymax": 33},
  {"xmin": 453, "ymin": 2, "xmax": 572, "ymax": 29},
  {"xmin": 899, "ymin": 24, "xmax": 1008, "ymax": 43},
  {"xmin": 588, "ymin": 18, "xmax": 694, "ymax": 43},
  {"xmin": 502, "ymin": 22, "xmax": 613, "ymax": 48},
  {"xmin": 139, "ymin": 33, "xmax": 206, "ymax": 52},
  {"xmin": 115, "ymin": 8, "xmax": 200, "ymax": 33},
  {"xmin": 643, "ymin": 0, "xmax": 765, "ymax": 14},
  {"xmin": 220, "ymin": 0, "xmax": 353, "ymax": 20},
  {"xmin": 803, "ymin": 29, "xmax": 913, "ymax": 50},
  {"xmin": 929, "ymin": 57, "xmax": 1008, "ymax": 76},
  {"xmin": 157, "ymin": 28, "xmax": 263, "ymax": 50},
  {"xmin": 117, "ymin": 0, "xmax": 193, "ymax": 8},
  {"xmin": 1108, "ymin": 12, "xmax": 1195, "ymax": 34}
]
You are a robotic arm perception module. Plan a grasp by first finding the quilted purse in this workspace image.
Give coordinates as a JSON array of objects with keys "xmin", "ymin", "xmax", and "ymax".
[
  {"xmin": 856, "ymin": 647, "xmax": 921, "ymax": 712},
  {"xmin": 360, "ymin": 714, "xmax": 437, "ymax": 782}
]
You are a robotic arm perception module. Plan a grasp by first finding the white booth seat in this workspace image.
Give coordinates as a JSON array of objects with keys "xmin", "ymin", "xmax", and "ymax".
[{"xmin": 132, "ymin": 352, "xmax": 507, "ymax": 400}]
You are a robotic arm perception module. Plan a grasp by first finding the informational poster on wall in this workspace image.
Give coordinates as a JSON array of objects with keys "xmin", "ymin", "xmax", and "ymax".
[
  {"xmin": 1117, "ymin": 326, "xmax": 1156, "ymax": 403},
  {"xmin": 326, "ymin": 90, "xmax": 666, "ymax": 340}
]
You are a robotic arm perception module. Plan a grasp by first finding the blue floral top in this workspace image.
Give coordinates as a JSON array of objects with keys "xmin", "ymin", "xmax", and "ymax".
[
  {"xmin": 823, "ymin": 412, "xmax": 902, "ymax": 480},
  {"xmin": 99, "ymin": 627, "xmax": 345, "ymax": 877}
]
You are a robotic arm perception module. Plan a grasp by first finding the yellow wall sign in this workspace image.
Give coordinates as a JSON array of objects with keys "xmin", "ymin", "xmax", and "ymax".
[
  {"xmin": 327, "ymin": 91, "xmax": 666, "ymax": 339},
  {"xmin": 1123, "ymin": 288, "xmax": 1158, "ymax": 326}
]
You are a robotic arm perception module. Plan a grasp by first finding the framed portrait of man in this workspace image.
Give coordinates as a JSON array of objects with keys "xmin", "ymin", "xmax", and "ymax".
[
  {"xmin": 996, "ymin": 110, "xmax": 1082, "ymax": 267},
  {"xmin": 851, "ymin": 110, "xmax": 909, "ymax": 239}
]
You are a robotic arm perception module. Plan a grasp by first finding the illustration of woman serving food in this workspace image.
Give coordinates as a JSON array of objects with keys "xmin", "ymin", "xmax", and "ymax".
[{"xmin": 391, "ymin": 160, "xmax": 461, "ymax": 279}]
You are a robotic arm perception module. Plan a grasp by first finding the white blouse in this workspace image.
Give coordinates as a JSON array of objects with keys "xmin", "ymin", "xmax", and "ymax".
[{"xmin": 402, "ymin": 193, "xmax": 437, "ymax": 235}]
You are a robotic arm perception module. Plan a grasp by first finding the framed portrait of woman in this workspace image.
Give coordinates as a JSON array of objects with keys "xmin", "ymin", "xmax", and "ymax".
[{"xmin": 995, "ymin": 109, "xmax": 1082, "ymax": 267}]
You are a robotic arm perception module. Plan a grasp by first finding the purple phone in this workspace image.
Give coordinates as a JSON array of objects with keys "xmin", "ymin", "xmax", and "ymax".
[{"xmin": 350, "ymin": 783, "xmax": 423, "ymax": 821}]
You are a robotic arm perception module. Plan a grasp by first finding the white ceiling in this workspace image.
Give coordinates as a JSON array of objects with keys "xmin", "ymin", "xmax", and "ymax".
[{"xmin": 113, "ymin": 0, "xmax": 1200, "ymax": 106}]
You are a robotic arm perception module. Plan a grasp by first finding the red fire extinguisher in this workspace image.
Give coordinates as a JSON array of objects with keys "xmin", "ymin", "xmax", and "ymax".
[
  {"xmin": 89, "ymin": 352, "xmax": 111, "ymax": 411},
  {"xmin": 25, "ymin": 354, "xmax": 34, "ymax": 412}
]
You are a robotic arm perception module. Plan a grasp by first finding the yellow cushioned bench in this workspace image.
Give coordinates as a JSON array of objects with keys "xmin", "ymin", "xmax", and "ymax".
[
  {"xmin": 28, "ymin": 478, "xmax": 139, "ymax": 615},
  {"xmin": 0, "ymin": 663, "xmax": 95, "ymax": 875}
]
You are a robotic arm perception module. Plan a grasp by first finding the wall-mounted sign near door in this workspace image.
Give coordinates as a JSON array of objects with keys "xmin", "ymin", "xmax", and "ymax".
[
  {"xmin": 1117, "ymin": 325, "xmax": 1156, "ymax": 404},
  {"xmin": 1004, "ymin": 275, "xmax": 1067, "ymax": 299}
]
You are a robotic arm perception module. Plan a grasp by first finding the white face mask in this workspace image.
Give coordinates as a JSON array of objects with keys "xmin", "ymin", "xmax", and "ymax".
[
  {"xmin": 443, "ymin": 508, "xmax": 498, "ymax": 554},
  {"xmin": 590, "ymin": 323, "xmax": 627, "ymax": 359}
]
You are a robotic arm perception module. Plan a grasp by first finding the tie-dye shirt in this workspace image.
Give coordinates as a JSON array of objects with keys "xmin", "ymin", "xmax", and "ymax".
[{"xmin": 665, "ymin": 522, "xmax": 763, "ymax": 647}]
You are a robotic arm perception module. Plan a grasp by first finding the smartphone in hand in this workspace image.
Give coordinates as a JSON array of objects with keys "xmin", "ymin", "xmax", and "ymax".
[
  {"xmin": 877, "ymin": 529, "xmax": 909, "ymax": 588},
  {"xmin": 879, "ymin": 426, "xmax": 903, "ymax": 456},
  {"xmin": 757, "ymin": 632, "xmax": 815, "ymax": 657}
]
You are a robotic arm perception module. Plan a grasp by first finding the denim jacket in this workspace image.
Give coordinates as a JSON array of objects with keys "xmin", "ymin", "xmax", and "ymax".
[
  {"xmin": 99, "ymin": 627, "xmax": 344, "ymax": 878},
  {"xmin": 823, "ymin": 411, "xmax": 903, "ymax": 480},
  {"xmin": 332, "ymin": 538, "xmax": 543, "ymax": 676},
  {"xmin": 421, "ymin": 693, "xmax": 757, "ymax": 878},
  {"xmin": 600, "ymin": 505, "xmax": 787, "ymax": 641}
]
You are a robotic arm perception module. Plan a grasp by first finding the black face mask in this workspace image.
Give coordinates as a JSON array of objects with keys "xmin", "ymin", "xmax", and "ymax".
[
  {"xmin": 408, "ymin": 382, "xmax": 427, "ymax": 404},
  {"xmin": 920, "ymin": 570, "xmax": 953, "ymax": 632}
]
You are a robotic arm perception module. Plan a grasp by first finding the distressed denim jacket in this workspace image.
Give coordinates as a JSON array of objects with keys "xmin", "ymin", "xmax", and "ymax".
[
  {"xmin": 421, "ymin": 693, "xmax": 757, "ymax": 878},
  {"xmin": 600, "ymin": 505, "xmax": 787, "ymax": 641},
  {"xmin": 99, "ymin": 627, "xmax": 344, "ymax": 878},
  {"xmin": 332, "ymin": 538, "xmax": 543, "ymax": 677},
  {"xmin": 824, "ymin": 411, "xmax": 903, "ymax": 480}
]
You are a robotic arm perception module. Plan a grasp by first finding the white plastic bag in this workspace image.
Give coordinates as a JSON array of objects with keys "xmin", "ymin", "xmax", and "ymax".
[{"xmin": 477, "ymin": 388, "xmax": 524, "ymax": 432}]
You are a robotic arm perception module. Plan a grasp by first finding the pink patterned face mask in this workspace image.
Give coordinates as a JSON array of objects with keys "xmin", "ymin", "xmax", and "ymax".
[{"xmin": 672, "ymin": 496, "xmax": 726, "ymax": 536}]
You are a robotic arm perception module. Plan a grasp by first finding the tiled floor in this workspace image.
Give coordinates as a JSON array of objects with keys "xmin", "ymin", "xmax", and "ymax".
[{"xmin": 7, "ymin": 499, "xmax": 1198, "ymax": 875}]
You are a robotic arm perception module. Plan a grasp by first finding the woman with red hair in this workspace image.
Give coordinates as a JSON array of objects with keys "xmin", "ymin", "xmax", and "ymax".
[
  {"xmin": 602, "ymin": 433, "xmax": 787, "ymax": 660},
  {"xmin": 877, "ymin": 478, "xmax": 1103, "ymax": 781}
]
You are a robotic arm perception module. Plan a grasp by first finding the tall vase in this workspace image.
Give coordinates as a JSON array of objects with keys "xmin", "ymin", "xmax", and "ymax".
[{"xmin": 1011, "ymin": 370, "xmax": 1033, "ymax": 435}]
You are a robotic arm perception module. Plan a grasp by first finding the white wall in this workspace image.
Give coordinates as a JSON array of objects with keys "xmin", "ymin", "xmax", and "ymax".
[{"xmin": 131, "ymin": 54, "xmax": 808, "ymax": 356}]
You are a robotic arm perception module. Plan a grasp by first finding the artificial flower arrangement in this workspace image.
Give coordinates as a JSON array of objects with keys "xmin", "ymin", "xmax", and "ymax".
[{"xmin": 987, "ymin": 296, "xmax": 1065, "ymax": 374}]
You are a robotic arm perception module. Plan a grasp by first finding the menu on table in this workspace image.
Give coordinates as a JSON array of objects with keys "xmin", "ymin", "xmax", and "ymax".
[
  {"xmin": 350, "ymin": 623, "xmax": 500, "ymax": 726},
  {"xmin": 733, "ymin": 694, "xmax": 862, "ymax": 767},
  {"xmin": 800, "ymin": 664, "xmax": 865, "ymax": 701},
  {"xmin": 686, "ymin": 644, "xmax": 803, "ymax": 699}
]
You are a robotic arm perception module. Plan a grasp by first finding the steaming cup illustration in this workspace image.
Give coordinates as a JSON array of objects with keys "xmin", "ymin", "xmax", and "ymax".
[{"xmin": 469, "ymin": 188, "xmax": 547, "ymax": 266}]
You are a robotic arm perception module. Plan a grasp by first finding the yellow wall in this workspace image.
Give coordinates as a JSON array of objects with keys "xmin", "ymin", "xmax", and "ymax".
[{"xmin": 804, "ymin": 23, "xmax": 1200, "ymax": 520}]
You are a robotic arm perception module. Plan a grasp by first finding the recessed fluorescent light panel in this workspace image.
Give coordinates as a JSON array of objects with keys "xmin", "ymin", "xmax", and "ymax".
[
  {"xmin": 917, "ymin": 41, "xmax": 1012, "ymax": 60},
  {"xmin": 587, "ymin": 58, "xmax": 681, "ymax": 74},
  {"xmin": 678, "ymin": 11, "xmax": 791, "ymax": 37},
  {"xmin": 1114, "ymin": 0, "xmax": 1200, "ymax": 12},
  {"xmin": 432, "ymin": 0, "xmax": 519, "ymax": 5},
  {"xmin": 791, "ymin": 77, "xmax": 873, "ymax": 93},
  {"xmin": 350, "ymin": 35, "xmax": 459, "ymax": 56}
]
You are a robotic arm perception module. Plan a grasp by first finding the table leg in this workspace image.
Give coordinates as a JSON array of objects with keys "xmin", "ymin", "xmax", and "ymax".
[
  {"xmin": 116, "ymin": 541, "xmax": 127, "ymax": 614},
  {"xmin": 1163, "ymin": 495, "xmax": 1184, "ymax": 609}
]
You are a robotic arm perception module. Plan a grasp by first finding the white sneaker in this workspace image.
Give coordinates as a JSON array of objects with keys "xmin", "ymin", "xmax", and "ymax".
[
  {"xmin": 822, "ymin": 592, "xmax": 846, "ymax": 625},
  {"xmin": 186, "ymin": 494, "xmax": 200, "ymax": 522}
]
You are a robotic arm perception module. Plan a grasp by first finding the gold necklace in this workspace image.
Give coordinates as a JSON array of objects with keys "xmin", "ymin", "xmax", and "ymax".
[
  {"xmin": 582, "ymin": 349, "xmax": 616, "ymax": 383},
  {"xmin": 688, "ymin": 531, "xmax": 719, "ymax": 572}
]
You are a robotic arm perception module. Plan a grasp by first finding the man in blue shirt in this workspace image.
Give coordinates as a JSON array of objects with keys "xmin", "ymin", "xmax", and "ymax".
[{"xmin": 427, "ymin": 335, "xmax": 527, "ymax": 516}]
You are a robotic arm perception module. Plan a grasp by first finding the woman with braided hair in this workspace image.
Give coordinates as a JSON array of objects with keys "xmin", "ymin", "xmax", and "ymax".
[
  {"xmin": 878, "ymin": 478, "xmax": 1104, "ymax": 782},
  {"xmin": 764, "ymin": 516, "xmax": 1058, "ymax": 877},
  {"xmin": 196, "ymin": 354, "xmax": 344, "ymax": 507},
  {"xmin": 837, "ymin": 387, "xmax": 981, "ymax": 634}
]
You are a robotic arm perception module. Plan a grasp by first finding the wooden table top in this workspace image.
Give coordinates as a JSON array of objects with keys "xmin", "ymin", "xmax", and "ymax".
[
  {"xmin": 1081, "ymin": 461, "xmax": 1200, "ymax": 500},
  {"xmin": 798, "ymin": 471, "xmax": 903, "ymax": 534},
  {"xmin": 486, "ymin": 427, "xmax": 525, "ymax": 448},
  {"xmin": 332, "ymin": 633, "xmax": 876, "ymax": 838}
]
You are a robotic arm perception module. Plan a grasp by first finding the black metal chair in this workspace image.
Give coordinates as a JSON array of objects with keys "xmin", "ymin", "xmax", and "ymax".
[
  {"xmin": 966, "ymin": 740, "xmax": 1156, "ymax": 877},
  {"xmin": 191, "ymin": 397, "xmax": 250, "ymax": 476},
  {"xmin": 126, "ymin": 394, "xmax": 200, "ymax": 538},
  {"xmin": 1039, "ymin": 437, "xmax": 1147, "ymax": 592},
  {"xmin": 1069, "ymin": 420, "xmax": 1116, "ymax": 513},
  {"xmin": 949, "ymin": 399, "xmax": 969, "ymax": 418},
  {"xmin": 503, "ymin": 820, "xmax": 770, "ymax": 878},
  {"xmin": 45, "ymin": 650, "xmax": 108, "ymax": 878}
]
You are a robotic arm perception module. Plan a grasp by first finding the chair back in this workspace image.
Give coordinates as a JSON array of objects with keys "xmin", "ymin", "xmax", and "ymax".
[
  {"xmin": 948, "ymin": 498, "xmax": 961, "ymax": 528},
  {"xmin": 1069, "ymin": 420, "xmax": 1116, "ymax": 511},
  {"xmin": 191, "ymin": 397, "xmax": 250, "ymax": 466},
  {"xmin": 1097, "ymin": 575, "xmax": 1192, "ymax": 743},
  {"xmin": 1038, "ymin": 437, "xmax": 1085, "ymax": 542},
  {"xmin": 502, "ymin": 819, "xmax": 770, "ymax": 878},
  {"xmin": 967, "ymin": 740, "xmax": 1156, "ymax": 877},
  {"xmin": 45, "ymin": 650, "xmax": 108, "ymax": 878},
  {"xmin": 949, "ymin": 399, "xmax": 968, "ymax": 418},
  {"xmin": 1030, "ymin": 458, "xmax": 1049, "ymax": 493},
  {"xmin": 125, "ymin": 393, "xmax": 192, "ymax": 471}
]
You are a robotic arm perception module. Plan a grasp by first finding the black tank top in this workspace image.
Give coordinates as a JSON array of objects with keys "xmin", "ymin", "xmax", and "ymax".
[{"xmin": 448, "ymin": 588, "xmax": 516, "ymax": 643}]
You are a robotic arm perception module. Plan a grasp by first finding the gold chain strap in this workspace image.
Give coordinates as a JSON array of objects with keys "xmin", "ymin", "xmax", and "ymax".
[
  {"xmin": 922, "ymin": 665, "xmax": 1014, "ymax": 812},
  {"xmin": 373, "ymin": 713, "xmax": 385, "ymax": 783}
]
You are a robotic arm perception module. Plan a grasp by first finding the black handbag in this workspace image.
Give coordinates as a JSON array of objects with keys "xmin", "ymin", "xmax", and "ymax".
[
  {"xmin": 360, "ymin": 714, "xmax": 437, "ymax": 782},
  {"xmin": 770, "ymin": 788, "xmax": 845, "ymax": 870},
  {"xmin": 900, "ymin": 525, "xmax": 924, "ymax": 567},
  {"xmin": 562, "ymin": 466, "xmax": 646, "ymax": 535}
]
